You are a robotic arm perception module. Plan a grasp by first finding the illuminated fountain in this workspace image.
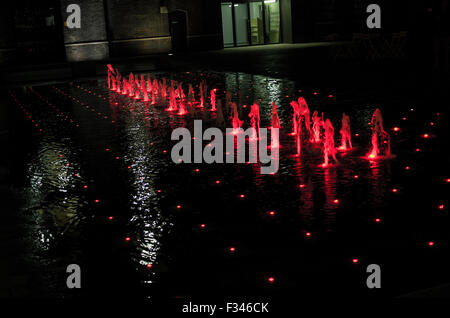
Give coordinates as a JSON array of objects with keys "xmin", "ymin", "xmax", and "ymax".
[
  {"xmin": 134, "ymin": 79, "xmax": 141, "ymax": 100},
  {"xmin": 290, "ymin": 100, "xmax": 301, "ymax": 135},
  {"xmin": 248, "ymin": 103, "xmax": 261, "ymax": 140},
  {"xmin": 367, "ymin": 108, "xmax": 391, "ymax": 159},
  {"xmin": 199, "ymin": 81, "xmax": 205, "ymax": 108},
  {"xmin": 187, "ymin": 84, "xmax": 195, "ymax": 104},
  {"xmin": 322, "ymin": 119, "xmax": 338, "ymax": 167},
  {"xmin": 338, "ymin": 113, "xmax": 352, "ymax": 151},
  {"xmin": 231, "ymin": 102, "xmax": 243, "ymax": 134},
  {"xmin": 210, "ymin": 89, "xmax": 217, "ymax": 111},
  {"xmin": 143, "ymin": 81, "xmax": 149, "ymax": 102},
  {"xmin": 105, "ymin": 65, "xmax": 395, "ymax": 166},
  {"xmin": 166, "ymin": 87, "xmax": 178, "ymax": 111},
  {"xmin": 311, "ymin": 111, "xmax": 323, "ymax": 143},
  {"xmin": 271, "ymin": 102, "xmax": 281, "ymax": 129},
  {"xmin": 298, "ymin": 97, "xmax": 311, "ymax": 135}
]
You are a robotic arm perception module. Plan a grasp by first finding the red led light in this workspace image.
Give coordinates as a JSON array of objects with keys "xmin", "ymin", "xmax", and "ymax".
[
  {"xmin": 299, "ymin": 184, "xmax": 306, "ymax": 188},
  {"xmin": 352, "ymin": 258, "xmax": 359, "ymax": 264},
  {"xmin": 438, "ymin": 204, "xmax": 445, "ymax": 210},
  {"xmin": 176, "ymin": 205, "xmax": 181, "ymax": 209},
  {"xmin": 422, "ymin": 134, "xmax": 430, "ymax": 139},
  {"xmin": 200, "ymin": 224, "xmax": 206, "ymax": 228},
  {"xmin": 267, "ymin": 277, "xmax": 275, "ymax": 283},
  {"xmin": 239, "ymin": 194, "xmax": 245, "ymax": 198},
  {"xmin": 428, "ymin": 241, "xmax": 435, "ymax": 247},
  {"xmin": 194, "ymin": 168, "xmax": 200, "ymax": 172},
  {"xmin": 392, "ymin": 188, "xmax": 398, "ymax": 193},
  {"xmin": 393, "ymin": 127, "xmax": 400, "ymax": 132},
  {"xmin": 415, "ymin": 148, "xmax": 421, "ymax": 152},
  {"xmin": 268, "ymin": 211, "xmax": 276, "ymax": 216},
  {"xmin": 94, "ymin": 199, "xmax": 100, "ymax": 203},
  {"xmin": 305, "ymin": 232, "xmax": 311, "ymax": 237},
  {"xmin": 83, "ymin": 185, "xmax": 88, "ymax": 189},
  {"xmin": 353, "ymin": 175, "xmax": 359, "ymax": 179},
  {"xmin": 333, "ymin": 199, "xmax": 339, "ymax": 204},
  {"xmin": 215, "ymin": 180, "xmax": 221, "ymax": 184},
  {"xmin": 405, "ymin": 166, "xmax": 411, "ymax": 170},
  {"xmin": 229, "ymin": 247, "xmax": 236, "ymax": 252},
  {"xmin": 146, "ymin": 264, "xmax": 153, "ymax": 269},
  {"xmin": 105, "ymin": 148, "xmax": 110, "ymax": 151},
  {"xmin": 125, "ymin": 237, "xmax": 131, "ymax": 242},
  {"xmin": 375, "ymin": 218, "xmax": 381, "ymax": 223},
  {"xmin": 445, "ymin": 179, "xmax": 450, "ymax": 183},
  {"xmin": 108, "ymin": 216, "xmax": 114, "ymax": 220},
  {"xmin": 157, "ymin": 189, "xmax": 162, "ymax": 193}
]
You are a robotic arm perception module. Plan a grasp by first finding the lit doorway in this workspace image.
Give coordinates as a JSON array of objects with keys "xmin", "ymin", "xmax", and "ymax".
[{"xmin": 221, "ymin": 0, "xmax": 281, "ymax": 48}]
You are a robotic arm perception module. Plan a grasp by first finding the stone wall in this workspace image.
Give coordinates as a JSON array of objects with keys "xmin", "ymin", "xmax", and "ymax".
[{"xmin": 60, "ymin": 0, "xmax": 109, "ymax": 62}]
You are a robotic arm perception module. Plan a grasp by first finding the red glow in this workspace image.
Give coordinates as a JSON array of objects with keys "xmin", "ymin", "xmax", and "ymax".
[
  {"xmin": 445, "ymin": 179, "xmax": 450, "ymax": 183},
  {"xmin": 215, "ymin": 180, "xmax": 221, "ymax": 184},
  {"xmin": 83, "ymin": 185, "xmax": 88, "ymax": 189},
  {"xmin": 299, "ymin": 184, "xmax": 306, "ymax": 188},
  {"xmin": 438, "ymin": 204, "xmax": 445, "ymax": 210},
  {"xmin": 391, "ymin": 188, "xmax": 398, "ymax": 193},
  {"xmin": 108, "ymin": 216, "xmax": 113, "ymax": 220},
  {"xmin": 393, "ymin": 127, "xmax": 400, "ymax": 132},
  {"xmin": 267, "ymin": 277, "xmax": 275, "ymax": 283},
  {"xmin": 268, "ymin": 211, "xmax": 276, "ymax": 216},
  {"xmin": 157, "ymin": 189, "xmax": 162, "ymax": 193},
  {"xmin": 194, "ymin": 169, "xmax": 200, "ymax": 172},
  {"xmin": 305, "ymin": 232, "xmax": 311, "ymax": 237},
  {"xmin": 125, "ymin": 237, "xmax": 131, "ymax": 242},
  {"xmin": 428, "ymin": 241, "xmax": 435, "ymax": 247},
  {"xmin": 422, "ymin": 134, "xmax": 430, "ymax": 139},
  {"xmin": 353, "ymin": 175, "xmax": 359, "ymax": 179},
  {"xmin": 200, "ymin": 224, "xmax": 206, "ymax": 228},
  {"xmin": 229, "ymin": 247, "xmax": 236, "ymax": 252},
  {"xmin": 94, "ymin": 199, "xmax": 100, "ymax": 203},
  {"xmin": 405, "ymin": 166, "xmax": 411, "ymax": 170},
  {"xmin": 176, "ymin": 205, "xmax": 181, "ymax": 209},
  {"xmin": 146, "ymin": 264, "xmax": 153, "ymax": 269},
  {"xmin": 333, "ymin": 199, "xmax": 339, "ymax": 204},
  {"xmin": 239, "ymin": 194, "xmax": 245, "ymax": 198},
  {"xmin": 352, "ymin": 258, "xmax": 359, "ymax": 264},
  {"xmin": 375, "ymin": 218, "xmax": 381, "ymax": 223},
  {"xmin": 415, "ymin": 148, "xmax": 421, "ymax": 152}
]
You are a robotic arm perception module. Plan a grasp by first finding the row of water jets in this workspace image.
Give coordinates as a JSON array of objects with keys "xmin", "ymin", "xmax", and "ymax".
[{"xmin": 107, "ymin": 65, "xmax": 391, "ymax": 166}]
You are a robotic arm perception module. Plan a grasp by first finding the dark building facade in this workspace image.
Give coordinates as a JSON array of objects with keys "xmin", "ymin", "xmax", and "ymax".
[{"xmin": 0, "ymin": 0, "xmax": 417, "ymax": 65}]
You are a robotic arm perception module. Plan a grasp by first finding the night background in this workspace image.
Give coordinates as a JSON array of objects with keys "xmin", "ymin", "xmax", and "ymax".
[{"xmin": 1, "ymin": 0, "xmax": 450, "ymax": 312}]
